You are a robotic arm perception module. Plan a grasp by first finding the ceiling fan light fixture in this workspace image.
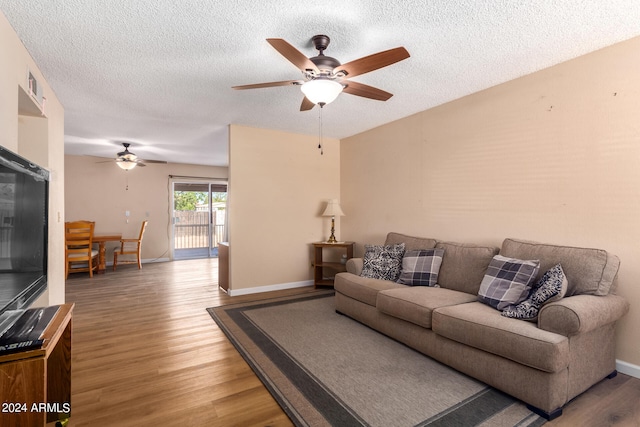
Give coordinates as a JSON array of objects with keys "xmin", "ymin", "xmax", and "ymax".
[
  {"xmin": 116, "ymin": 160, "xmax": 137, "ymax": 170},
  {"xmin": 301, "ymin": 78, "xmax": 343, "ymax": 105}
]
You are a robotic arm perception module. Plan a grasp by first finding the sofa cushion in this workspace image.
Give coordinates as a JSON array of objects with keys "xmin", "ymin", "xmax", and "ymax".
[
  {"xmin": 478, "ymin": 255, "xmax": 540, "ymax": 310},
  {"xmin": 385, "ymin": 232, "xmax": 437, "ymax": 251},
  {"xmin": 361, "ymin": 243, "xmax": 405, "ymax": 281},
  {"xmin": 502, "ymin": 263, "xmax": 568, "ymax": 321},
  {"xmin": 500, "ymin": 238, "xmax": 620, "ymax": 296},
  {"xmin": 334, "ymin": 272, "xmax": 405, "ymax": 307},
  {"xmin": 432, "ymin": 302, "xmax": 569, "ymax": 373},
  {"xmin": 435, "ymin": 241, "xmax": 499, "ymax": 294},
  {"xmin": 377, "ymin": 287, "xmax": 478, "ymax": 328},
  {"xmin": 397, "ymin": 249, "xmax": 445, "ymax": 287}
]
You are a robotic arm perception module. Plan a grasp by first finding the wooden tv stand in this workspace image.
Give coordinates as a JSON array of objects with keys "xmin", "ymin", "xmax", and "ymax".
[{"xmin": 0, "ymin": 303, "xmax": 73, "ymax": 426}]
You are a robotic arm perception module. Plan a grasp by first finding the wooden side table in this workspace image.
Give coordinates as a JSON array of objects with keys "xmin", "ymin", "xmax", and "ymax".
[
  {"xmin": 312, "ymin": 242, "xmax": 354, "ymax": 288},
  {"xmin": 0, "ymin": 303, "xmax": 73, "ymax": 426}
]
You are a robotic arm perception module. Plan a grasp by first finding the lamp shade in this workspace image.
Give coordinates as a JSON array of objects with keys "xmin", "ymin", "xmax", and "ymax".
[
  {"xmin": 116, "ymin": 160, "xmax": 137, "ymax": 170},
  {"xmin": 322, "ymin": 199, "xmax": 345, "ymax": 217},
  {"xmin": 301, "ymin": 79, "xmax": 343, "ymax": 105}
]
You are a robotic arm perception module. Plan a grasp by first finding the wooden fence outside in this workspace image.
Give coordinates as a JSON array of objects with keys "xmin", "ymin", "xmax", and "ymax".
[{"xmin": 174, "ymin": 211, "xmax": 225, "ymax": 249}]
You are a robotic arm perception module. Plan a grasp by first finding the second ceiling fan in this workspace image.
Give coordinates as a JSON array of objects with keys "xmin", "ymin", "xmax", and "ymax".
[
  {"xmin": 113, "ymin": 143, "xmax": 167, "ymax": 170},
  {"xmin": 233, "ymin": 35, "xmax": 410, "ymax": 111}
]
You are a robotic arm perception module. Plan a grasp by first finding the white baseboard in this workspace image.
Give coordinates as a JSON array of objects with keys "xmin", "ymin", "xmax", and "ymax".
[
  {"xmin": 227, "ymin": 280, "xmax": 314, "ymax": 296},
  {"xmin": 143, "ymin": 258, "xmax": 170, "ymax": 264},
  {"xmin": 617, "ymin": 359, "xmax": 640, "ymax": 379},
  {"xmin": 105, "ymin": 258, "xmax": 170, "ymax": 267},
  {"xmin": 106, "ymin": 258, "xmax": 171, "ymax": 265}
]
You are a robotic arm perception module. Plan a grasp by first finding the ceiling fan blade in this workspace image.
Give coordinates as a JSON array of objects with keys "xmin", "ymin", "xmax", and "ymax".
[
  {"xmin": 335, "ymin": 47, "xmax": 410, "ymax": 78},
  {"xmin": 232, "ymin": 80, "xmax": 303, "ymax": 90},
  {"xmin": 300, "ymin": 97, "xmax": 315, "ymax": 111},
  {"xmin": 139, "ymin": 159, "xmax": 168, "ymax": 164},
  {"xmin": 343, "ymin": 81, "xmax": 393, "ymax": 101},
  {"xmin": 267, "ymin": 38, "xmax": 319, "ymax": 72}
]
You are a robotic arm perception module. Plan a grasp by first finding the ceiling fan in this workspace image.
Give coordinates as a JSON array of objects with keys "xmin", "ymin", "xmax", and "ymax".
[
  {"xmin": 233, "ymin": 35, "xmax": 410, "ymax": 111},
  {"xmin": 112, "ymin": 143, "xmax": 166, "ymax": 170}
]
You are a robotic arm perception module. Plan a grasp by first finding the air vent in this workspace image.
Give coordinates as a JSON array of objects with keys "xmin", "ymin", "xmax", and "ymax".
[{"xmin": 27, "ymin": 69, "xmax": 43, "ymax": 106}]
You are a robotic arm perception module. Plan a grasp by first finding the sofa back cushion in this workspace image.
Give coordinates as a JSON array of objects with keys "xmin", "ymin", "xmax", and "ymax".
[
  {"xmin": 385, "ymin": 232, "xmax": 437, "ymax": 251},
  {"xmin": 435, "ymin": 241, "xmax": 499, "ymax": 294},
  {"xmin": 500, "ymin": 238, "xmax": 620, "ymax": 296}
]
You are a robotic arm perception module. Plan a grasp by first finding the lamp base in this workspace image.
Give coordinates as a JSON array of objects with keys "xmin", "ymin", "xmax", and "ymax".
[{"xmin": 327, "ymin": 216, "xmax": 337, "ymax": 243}]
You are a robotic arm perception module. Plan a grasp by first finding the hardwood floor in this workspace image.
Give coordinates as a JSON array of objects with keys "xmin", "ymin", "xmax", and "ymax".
[
  {"xmin": 64, "ymin": 258, "xmax": 299, "ymax": 427},
  {"xmin": 63, "ymin": 259, "xmax": 640, "ymax": 426}
]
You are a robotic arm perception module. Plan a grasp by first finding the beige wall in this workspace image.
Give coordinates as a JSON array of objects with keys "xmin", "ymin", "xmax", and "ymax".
[
  {"xmin": 341, "ymin": 36, "xmax": 640, "ymax": 369},
  {"xmin": 228, "ymin": 125, "xmax": 340, "ymax": 294},
  {"xmin": 1, "ymin": 11, "xmax": 66, "ymax": 306},
  {"xmin": 65, "ymin": 155, "xmax": 227, "ymax": 261}
]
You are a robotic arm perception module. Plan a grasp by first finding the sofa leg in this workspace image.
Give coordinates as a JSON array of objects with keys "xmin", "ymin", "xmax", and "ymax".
[
  {"xmin": 526, "ymin": 370, "xmax": 616, "ymax": 421},
  {"xmin": 526, "ymin": 405, "xmax": 563, "ymax": 421}
]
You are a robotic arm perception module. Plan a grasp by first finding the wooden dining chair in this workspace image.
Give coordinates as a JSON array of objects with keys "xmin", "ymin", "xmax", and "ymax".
[
  {"xmin": 65, "ymin": 220, "xmax": 99, "ymax": 279},
  {"xmin": 113, "ymin": 220, "xmax": 148, "ymax": 270}
]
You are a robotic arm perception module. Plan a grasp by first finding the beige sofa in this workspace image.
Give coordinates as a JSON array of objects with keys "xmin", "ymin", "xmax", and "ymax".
[{"xmin": 334, "ymin": 232, "xmax": 629, "ymax": 420}]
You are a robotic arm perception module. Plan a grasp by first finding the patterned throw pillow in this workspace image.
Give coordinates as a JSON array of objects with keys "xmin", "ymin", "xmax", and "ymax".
[
  {"xmin": 502, "ymin": 263, "xmax": 568, "ymax": 321},
  {"xmin": 477, "ymin": 255, "xmax": 540, "ymax": 311},
  {"xmin": 360, "ymin": 243, "xmax": 406, "ymax": 281},
  {"xmin": 397, "ymin": 249, "xmax": 445, "ymax": 287}
]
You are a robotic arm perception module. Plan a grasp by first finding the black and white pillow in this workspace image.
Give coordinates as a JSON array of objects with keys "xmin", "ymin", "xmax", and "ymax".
[
  {"xmin": 360, "ymin": 243, "xmax": 405, "ymax": 281},
  {"xmin": 397, "ymin": 249, "xmax": 445, "ymax": 287},
  {"xmin": 477, "ymin": 255, "xmax": 540, "ymax": 311},
  {"xmin": 502, "ymin": 263, "xmax": 568, "ymax": 321}
]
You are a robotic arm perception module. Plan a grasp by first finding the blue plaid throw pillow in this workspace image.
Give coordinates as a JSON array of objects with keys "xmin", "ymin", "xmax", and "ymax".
[
  {"xmin": 397, "ymin": 249, "xmax": 445, "ymax": 287},
  {"xmin": 478, "ymin": 255, "xmax": 540, "ymax": 310},
  {"xmin": 361, "ymin": 243, "xmax": 405, "ymax": 281}
]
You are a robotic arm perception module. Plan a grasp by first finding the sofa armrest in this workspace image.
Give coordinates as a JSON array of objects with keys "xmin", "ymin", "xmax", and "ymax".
[
  {"xmin": 538, "ymin": 294, "xmax": 629, "ymax": 336},
  {"xmin": 346, "ymin": 258, "xmax": 363, "ymax": 275}
]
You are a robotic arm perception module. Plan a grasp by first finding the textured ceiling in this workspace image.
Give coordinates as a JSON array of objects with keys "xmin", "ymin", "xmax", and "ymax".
[{"xmin": 2, "ymin": 1, "xmax": 640, "ymax": 167}]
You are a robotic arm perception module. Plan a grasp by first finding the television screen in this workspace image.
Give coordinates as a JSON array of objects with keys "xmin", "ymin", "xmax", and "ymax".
[{"xmin": 0, "ymin": 146, "xmax": 49, "ymax": 315}]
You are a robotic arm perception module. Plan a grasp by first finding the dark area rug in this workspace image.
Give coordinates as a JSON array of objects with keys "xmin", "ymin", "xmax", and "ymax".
[{"xmin": 207, "ymin": 290, "xmax": 545, "ymax": 427}]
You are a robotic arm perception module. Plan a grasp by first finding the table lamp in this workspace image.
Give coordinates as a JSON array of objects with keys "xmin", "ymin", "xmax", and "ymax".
[{"xmin": 322, "ymin": 199, "xmax": 345, "ymax": 243}]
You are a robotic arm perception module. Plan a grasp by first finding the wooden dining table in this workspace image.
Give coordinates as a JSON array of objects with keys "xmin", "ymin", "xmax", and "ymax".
[{"xmin": 93, "ymin": 233, "xmax": 122, "ymax": 273}]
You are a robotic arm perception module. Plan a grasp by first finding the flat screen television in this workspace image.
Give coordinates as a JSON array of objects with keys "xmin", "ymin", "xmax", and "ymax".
[{"xmin": 0, "ymin": 145, "xmax": 49, "ymax": 316}]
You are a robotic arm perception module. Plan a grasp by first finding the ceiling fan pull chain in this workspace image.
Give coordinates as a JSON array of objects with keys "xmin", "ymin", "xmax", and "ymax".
[{"xmin": 318, "ymin": 104, "xmax": 324, "ymax": 155}]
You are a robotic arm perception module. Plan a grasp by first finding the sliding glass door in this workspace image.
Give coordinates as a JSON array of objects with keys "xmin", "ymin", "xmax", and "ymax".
[{"xmin": 171, "ymin": 180, "xmax": 227, "ymax": 260}]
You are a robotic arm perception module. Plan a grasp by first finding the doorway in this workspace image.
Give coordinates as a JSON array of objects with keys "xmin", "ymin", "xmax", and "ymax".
[{"xmin": 171, "ymin": 179, "xmax": 227, "ymax": 260}]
